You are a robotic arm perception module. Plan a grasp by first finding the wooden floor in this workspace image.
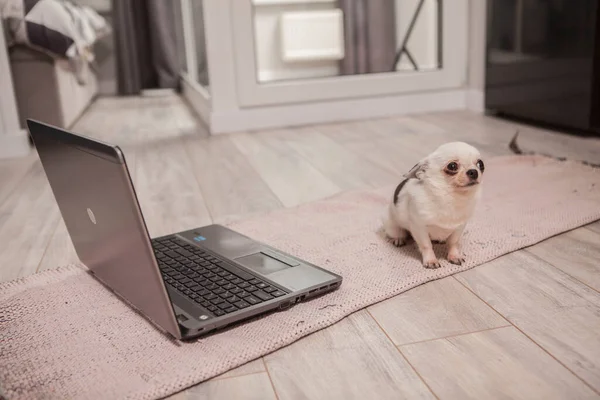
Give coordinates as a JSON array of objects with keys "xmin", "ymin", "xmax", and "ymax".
[{"xmin": 2, "ymin": 94, "xmax": 600, "ymax": 399}]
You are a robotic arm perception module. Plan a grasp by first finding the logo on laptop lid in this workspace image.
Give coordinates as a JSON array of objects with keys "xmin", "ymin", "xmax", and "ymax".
[
  {"xmin": 193, "ymin": 235, "xmax": 206, "ymax": 242},
  {"xmin": 87, "ymin": 208, "xmax": 97, "ymax": 225}
]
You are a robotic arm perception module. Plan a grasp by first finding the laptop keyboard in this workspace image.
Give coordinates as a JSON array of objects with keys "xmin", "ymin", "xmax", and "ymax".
[{"xmin": 152, "ymin": 236, "xmax": 288, "ymax": 317}]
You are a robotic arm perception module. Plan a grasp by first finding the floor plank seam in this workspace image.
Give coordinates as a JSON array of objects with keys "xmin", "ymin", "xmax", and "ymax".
[
  {"xmin": 238, "ymin": 156, "xmax": 286, "ymax": 211},
  {"xmin": 0, "ymin": 160, "xmax": 38, "ymax": 210},
  {"xmin": 581, "ymin": 222, "xmax": 600, "ymax": 235},
  {"xmin": 210, "ymin": 370, "xmax": 265, "ymax": 382},
  {"xmin": 396, "ymin": 325, "xmax": 513, "ymax": 348},
  {"xmin": 453, "ymin": 273, "xmax": 600, "ymax": 396},
  {"xmin": 182, "ymin": 135, "xmax": 285, "ymax": 217},
  {"xmin": 583, "ymin": 225, "xmax": 600, "ymax": 235},
  {"xmin": 178, "ymin": 136, "xmax": 216, "ymax": 224},
  {"xmin": 365, "ymin": 309, "xmax": 440, "ymax": 400},
  {"xmin": 395, "ymin": 347, "xmax": 440, "ymax": 400},
  {"xmin": 450, "ymin": 276, "xmax": 511, "ymax": 324},
  {"xmin": 283, "ymin": 131, "xmax": 393, "ymax": 190},
  {"xmin": 262, "ymin": 357, "xmax": 281, "ymax": 400},
  {"xmin": 227, "ymin": 135, "xmax": 294, "ymax": 209},
  {"xmin": 0, "ymin": 157, "xmax": 36, "ymax": 210},
  {"xmin": 34, "ymin": 218, "xmax": 62, "ymax": 274},
  {"xmin": 233, "ymin": 135, "xmax": 287, "ymax": 209}
]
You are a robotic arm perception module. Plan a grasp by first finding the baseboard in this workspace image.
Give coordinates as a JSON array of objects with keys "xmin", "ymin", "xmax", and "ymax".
[
  {"xmin": 0, "ymin": 129, "xmax": 31, "ymax": 159},
  {"xmin": 141, "ymin": 88, "xmax": 177, "ymax": 97},
  {"xmin": 181, "ymin": 74, "xmax": 211, "ymax": 127},
  {"xmin": 466, "ymin": 89, "xmax": 485, "ymax": 113},
  {"xmin": 210, "ymin": 89, "xmax": 468, "ymax": 134}
]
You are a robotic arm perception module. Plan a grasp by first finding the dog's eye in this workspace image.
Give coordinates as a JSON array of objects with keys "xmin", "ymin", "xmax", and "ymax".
[
  {"xmin": 477, "ymin": 159, "xmax": 485, "ymax": 172},
  {"xmin": 447, "ymin": 162, "xmax": 459, "ymax": 171}
]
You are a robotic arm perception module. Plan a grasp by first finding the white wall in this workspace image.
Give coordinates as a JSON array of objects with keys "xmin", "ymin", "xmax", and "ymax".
[
  {"xmin": 467, "ymin": 0, "xmax": 486, "ymax": 91},
  {"xmin": 466, "ymin": 0, "xmax": 486, "ymax": 111},
  {"xmin": 252, "ymin": 0, "xmax": 440, "ymax": 82}
]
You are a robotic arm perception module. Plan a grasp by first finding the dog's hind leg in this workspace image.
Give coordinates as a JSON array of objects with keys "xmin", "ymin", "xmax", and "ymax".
[{"xmin": 383, "ymin": 217, "xmax": 409, "ymax": 247}]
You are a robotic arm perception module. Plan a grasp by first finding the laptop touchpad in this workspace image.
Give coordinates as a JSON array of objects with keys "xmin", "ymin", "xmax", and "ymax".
[{"xmin": 235, "ymin": 252, "xmax": 293, "ymax": 276}]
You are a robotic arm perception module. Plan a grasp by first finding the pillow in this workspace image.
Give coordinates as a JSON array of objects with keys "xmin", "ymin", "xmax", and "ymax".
[{"xmin": 1, "ymin": 0, "xmax": 110, "ymax": 83}]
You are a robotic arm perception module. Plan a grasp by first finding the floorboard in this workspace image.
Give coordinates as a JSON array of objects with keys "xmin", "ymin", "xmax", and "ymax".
[
  {"xmin": 277, "ymin": 126, "xmax": 396, "ymax": 190},
  {"xmin": 320, "ymin": 121, "xmax": 422, "ymax": 174},
  {"xmin": 585, "ymin": 221, "xmax": 600, "ymax": 235},
  {"xmin": 213, "ymin": 359, "xmax": 266, "ymax": 380},
  {"xmin": 37, "ymin": 220, "xmax": 79, "ymax": 272},
  {"xmin": 230, "ymin": 132, "xmax": 341, "ymax": 207},
  {"xmin": 456, "ymin": 251, "xmax": 600, "ymax": 393},
  {"xmin": 0, "ymin": 154, "xmax": 35, "ymax": 208},
  {"xmin": 183, "ymin": 135, "xmax": 282, "ymax": 221},
  {"xmin": 1, "ymin": 95, "xmax": 600, "ymax": 399},
  {"xmin": 167, "ymin": 373, "xmax": 277, "ymax": 400},
  {"xmin": 401, "ymin": 326, "xmax": 598, "ymax": 399},
  {"xmin": 0, "ymin": 163, "xmax": 61, "ymax": 281},
  {"xmin": 263, "ymin": 310, "xmax": 435, "ymax": 400},
  {"xmin": 368, "ymin": 276, "xmax": 508, "ymax": 346},
  {"xmin": 526, "ymin": 227, "xmax": 600, "ymax": 292},
  {"xmin": 135, "ymin": 138, "xmax": 212, "ymax": 238},
  {"xmin": 421, "ymin": 110, "xmax": 600, "ymax": 162}
]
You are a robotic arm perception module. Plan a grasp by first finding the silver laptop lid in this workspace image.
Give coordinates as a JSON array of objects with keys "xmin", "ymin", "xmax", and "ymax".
[{"xmin": 27, "ymin": 120, "xmax": 181, "ymax": 339}]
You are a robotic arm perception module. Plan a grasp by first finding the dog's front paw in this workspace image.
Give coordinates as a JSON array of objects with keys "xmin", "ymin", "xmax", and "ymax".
[
  {"xmin": 423, "ymin": 256, "xmax": 441, "ymax": 269},
  {"xmin": 447, "ymin": 248, "xmax": 465, "ymax": 265}
]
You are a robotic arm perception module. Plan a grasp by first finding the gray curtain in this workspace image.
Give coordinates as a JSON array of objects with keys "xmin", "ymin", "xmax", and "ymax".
[
  {"xmin": 338, "ymin": 0, "xmax": 397, "ymax": 75},
  {"xmin": 112, "ymin": 0, "xmax": 180, "ymax": 95}
]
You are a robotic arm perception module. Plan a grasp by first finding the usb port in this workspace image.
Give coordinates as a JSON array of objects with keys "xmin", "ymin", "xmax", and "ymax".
[
  {"xmin": 279, "ymin": 301, "xmax": 292, "ymax": 310},
  {"xmin": 309, "ymin": 288, "xmax": 317, "ymax": 294}
]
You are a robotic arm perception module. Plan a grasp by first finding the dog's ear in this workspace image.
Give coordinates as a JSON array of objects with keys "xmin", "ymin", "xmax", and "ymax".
[{"xmin": 404, "ymin": 159, "xmax": 429, "ymax": 180}]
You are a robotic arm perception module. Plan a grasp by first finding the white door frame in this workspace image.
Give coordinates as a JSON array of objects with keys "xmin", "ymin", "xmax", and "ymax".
[
  {"xmin": 0, "ymin": 19, "xmax": 30, "ymax": 158},
  {"xmin": 181, "ymin": 0, "xmax": 477, "ymax": 134},
  {"xmin": 179, "ymin": 0, "xmax": 212, "ymax": 124}
]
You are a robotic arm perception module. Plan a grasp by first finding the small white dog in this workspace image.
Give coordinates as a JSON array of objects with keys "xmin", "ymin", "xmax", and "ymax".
[{"xmin": 383, "ymin": 142, "xmax": 484, "ymax": 268}]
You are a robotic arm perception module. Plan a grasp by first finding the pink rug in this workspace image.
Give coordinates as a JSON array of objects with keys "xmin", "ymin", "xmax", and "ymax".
[{"xmin": 1, "ymin": 155, "xmax": 600, "ymax": 400}]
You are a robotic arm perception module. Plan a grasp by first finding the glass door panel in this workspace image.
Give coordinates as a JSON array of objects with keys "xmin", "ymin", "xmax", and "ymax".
[
  {"xmin": 251, "ymin": 0, "xmax": 442, "ymax": 84},
  {"xmin": 231, "ymin": 0, "xmax": 467, "ymax": 107}
]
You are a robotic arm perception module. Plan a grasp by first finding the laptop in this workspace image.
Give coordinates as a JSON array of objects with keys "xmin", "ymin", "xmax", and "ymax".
[{"xmin": 27, "ymin": 119, "xmax": 342, "ymax": 340}]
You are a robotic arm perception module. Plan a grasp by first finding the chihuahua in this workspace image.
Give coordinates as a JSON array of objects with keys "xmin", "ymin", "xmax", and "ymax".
[{"xmin": 383, "ymin": 142, "xmax": 484, "ymax": 268}]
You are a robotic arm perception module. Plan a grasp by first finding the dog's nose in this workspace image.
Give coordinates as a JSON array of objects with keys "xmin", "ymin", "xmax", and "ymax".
[{"xmin": 467, "ymin": 169, "xmax": 479, "ymax": 180}]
